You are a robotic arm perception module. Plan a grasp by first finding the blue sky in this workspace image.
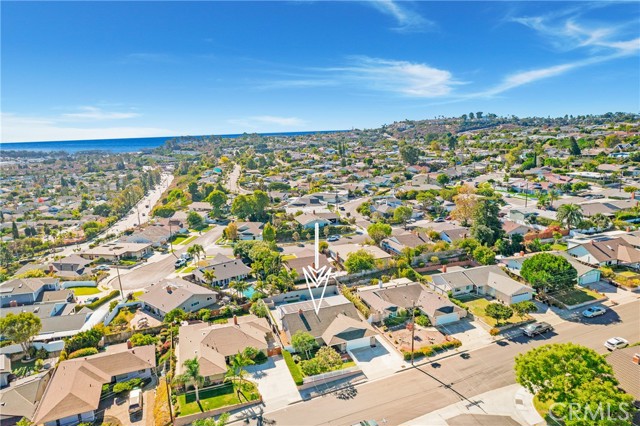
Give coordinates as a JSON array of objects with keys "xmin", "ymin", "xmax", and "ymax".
[{"xmin": 2, "ymin": 1, "xmax": 639, "ymax": 142}]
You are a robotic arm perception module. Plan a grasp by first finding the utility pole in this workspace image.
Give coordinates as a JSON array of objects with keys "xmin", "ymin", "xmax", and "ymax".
[
  {"xmin": 524, "ymin": 182, "xmax": 529, "ymax": 208},
  {"xmin": 410, "ymin": 299, "xmax": 416, "ymax": 366},
  {"xmin": 110, "ymin": 248, "xmax": 125, "ymax": 300}
]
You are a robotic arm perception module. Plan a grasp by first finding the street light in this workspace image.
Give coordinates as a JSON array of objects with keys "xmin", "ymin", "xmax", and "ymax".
[{"xmin": 410, "ymin": 299, "xmax": 416, "ymax": 366}]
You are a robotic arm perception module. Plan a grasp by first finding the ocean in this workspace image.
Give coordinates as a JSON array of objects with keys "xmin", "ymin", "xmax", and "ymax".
[{"xmin": 0, "ymin": 130, "xmax": 344, "ymax": 154}]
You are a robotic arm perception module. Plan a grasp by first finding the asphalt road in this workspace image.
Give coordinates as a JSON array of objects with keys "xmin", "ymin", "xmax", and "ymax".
[
  {"xmin": 226, "ymin": 163, "xmax": 251, "ymax": 195},
  {"xmin": 106, "ymin": 225, "xmax": 225, "ymax": 291},
  {"xmin": 263, "ymin": 301, "xmax": 640, "ymax": 426}
]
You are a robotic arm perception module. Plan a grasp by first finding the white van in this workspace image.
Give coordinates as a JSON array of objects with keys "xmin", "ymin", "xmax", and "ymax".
[{"xmin": 128, "ymin": 388, "xmax": 143, "ymax": 414}]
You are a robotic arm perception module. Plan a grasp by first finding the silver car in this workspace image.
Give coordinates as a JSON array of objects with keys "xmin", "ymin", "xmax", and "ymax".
[{"xmin": 582, "ymin": 306, "xmax": 606, "ymax": 318}]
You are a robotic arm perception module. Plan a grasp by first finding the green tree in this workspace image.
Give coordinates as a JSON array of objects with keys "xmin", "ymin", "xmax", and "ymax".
[
  {"xmin": 249, "ymin": 299, "xmax": 269, "ymax": 318},
  {"xmin": 206, "ymin": 190, "xmax": 228, "ymax": 217},
  {"xmin": 558, "ymin": 379, "xmax": 636, "ymax": 426},
  {"xmin": 557, "ymin": 204, "xmax": 584, "ymax": 231},
  {"xmin": 164, "ymin": 308, "xmax": 187, "ymax": 324},
  {"xmin": 472, "ymin": 245, "xmax": 495, "ymax": 265},
  {"xmin": 344, "ymin": 249, "xmax": 375, "ymax": 274},
  {"xmin": 16, "ymin": 417, "xmax": 34, "ymax": 426},
  {"xmin": 129, "ymin": 333, "xmax": 158, "ymax": 347},
  {"xmin": 176, "ymin": 357, "xmax": 204, "ymax": 403},
  {"xmin": 416, "ymin": 191, "xmax": 436, "ymax": 211},
  {"xmin": 252, "ymin": 190, "xmax": 270, "ymax": 221},
  {"xmin": 230, "ymin": 280, "xmax": 250, "ymax": 298},
  {"xmin": 0, "ymin": 312, "xmax": 42, "ymax": 354},
  {"xmin": 399, "ymin": 145, "xmax": 421, "ymax": 165},
  {"xmin": 12, "ymin": 221, "xmax": 19, "ymax": 239},
  {"xmin": 224, "ymin": 222, "xmax": 238, "ymax": 241},
  {"xmin": 511, "ymin": 301, "xmax": 538, "ymax": 317},
  {"xmin": 394, "ymin": 206, "xmax": 413, "ymax": 230},
  {"xmin": 470, "ymin": 199, "xmax": 503, "ymax": 246},
  {"xmin": 367, "ymin": 222, "xmax": 392, "ymax": 245},
  {"xmin": 521, "ymin": 253, "xmax": 577, "ymax": 293},
  {"xmin": 262, "ymin": 223, "xmax": 276, "ymax": 242},
  {"xmin": 291, "ymin": 330, "xmax": 317, "ymax": 360},
  {"xmin": 484, "ymin": 303, "xmax": 513, "ymax": 325},
  {"xmin": 515, "ymin": 343, "xmax": 617, "ymax": 404},
  {"xmin": 203, "ymin": 269, "xmax": 217, "ymax": 286},
  {"xmin": 64, "ymin": 327, "xmax": 104, "ymax": 353},
  {"xmin": 231, "ymin": 194, "xmax": 255, "ymax": 220},
  {"xmin": 568, "ymin": 137, "xmax": 581, "ymax": 156},
  {"xmin": 187, "ymin": 211, "xmax": 204, "ymax": 230},
  {"xmin": 436, "ymin": 174, "xmax": 450, "ymax": 187}
]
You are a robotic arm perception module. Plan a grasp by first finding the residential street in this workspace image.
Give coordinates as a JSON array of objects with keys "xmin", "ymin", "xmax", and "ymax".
[
  {"xmin": 261, "ymin": 301, "xmax": 640, "ymax": 426},
  {"xmin": 105, "ymin": 224, "xmax": 225, "ymax": 291},
  {"xmin": 226, "ymin": 163, "xmax": 251, "ymax": 195}
]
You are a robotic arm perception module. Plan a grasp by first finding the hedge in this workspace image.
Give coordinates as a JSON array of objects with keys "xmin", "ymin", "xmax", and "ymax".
[
  {"xmin": 113, "ymin": 377, "xmax": 143, "ymax": 394},
  {"xmin": 402, "ymin": 338, "xmax": 462, "ymax": 361},
  {"xmin": 282, "ymin": 350, "xmax": 304, "ymax": 385},
  {"xmin": 77, "ymin": 290, "xmax": 120, "ymax": 311},
  {"xmin": 68, "ymin": 347, "xmax": 99, "ymax": 359},
  {"xmin": 341, "ymin": 285, "xmax": 370, "ymax": 319}
]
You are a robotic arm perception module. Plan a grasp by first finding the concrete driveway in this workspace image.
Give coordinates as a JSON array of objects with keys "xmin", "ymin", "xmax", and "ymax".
[
  {"xmin": 348, "ymin": 336, "xmax": 404, "ymax": 380},
  {"xmin": 245, "ymin": 355, "xmax": 301, "ymax": 411}
]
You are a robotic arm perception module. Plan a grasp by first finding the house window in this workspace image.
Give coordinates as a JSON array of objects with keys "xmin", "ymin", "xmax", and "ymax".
[{"xmin": 191, "ymin": 301, "xmax": 199, "ymax": 307}]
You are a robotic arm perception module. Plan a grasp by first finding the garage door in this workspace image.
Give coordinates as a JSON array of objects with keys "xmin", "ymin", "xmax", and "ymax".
[
  {"xmin": 346, "ymin": 336, "xmax": 372, "ymax": 351},
  {"xmin": 579, "ymin": 270, "xmax": 600, "ymax": 285},
  {"xmin": 511, "ymin": 292, "xmax": 532, "ymax": 304},
  {"xmin": 435, "ymin": 312, "xmax": 460, "ymax": 325}
]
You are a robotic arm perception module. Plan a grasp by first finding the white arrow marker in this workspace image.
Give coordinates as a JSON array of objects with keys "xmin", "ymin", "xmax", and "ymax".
[{"xmin": 302, "ymin": 223, "xmax": 335, "ymax": 314}]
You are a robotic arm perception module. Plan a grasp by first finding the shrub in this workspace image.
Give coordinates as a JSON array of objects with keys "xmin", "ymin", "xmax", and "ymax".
[
  {"xmin": 489, "ymin": 328, "xmax": 501, "ymax": 336},
  {"xmin": 67, "ymin": 347, "xmax": 99, "ymax": 359},
  {"xmin": 78, "ymin": 290, "xmax": 120, "ymax": 311},
  {"xmin": 415, "ymin": 315, "xmax": 431, "ymax": 327},
  {"xmin": 129, "ymin": 333, "xmax": 158, "ymax": 347},
  {"xmin": 341, "ymin": 285, "xmax": 370, "ymax": 318},
  {"xmin": 154, "ymin": 379, "xmax": 172, "ymax": 426},
  {"xmin": 113, "ymin": 378, "xmax": 143, "ymax": 394}
]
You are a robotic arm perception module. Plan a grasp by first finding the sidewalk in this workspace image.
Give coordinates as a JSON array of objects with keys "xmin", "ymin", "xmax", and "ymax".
[{"xmin": 400, "ymin": 383, "xmax": 544, "ymax": 426}]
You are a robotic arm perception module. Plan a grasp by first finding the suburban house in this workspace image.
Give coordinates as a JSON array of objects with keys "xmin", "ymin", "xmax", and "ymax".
[
  {"xmin": 80, "ymin": 242, "xmax": 152, "ymax": 261},
  {"xmin": 606, "ymin": 347, "xmax": 639, "ymax": 404},
  {"xmin": 0, "ymin": 370, "xmax": 53, "ymax": 425},
  {"xmin": 294, "ymin": 213, "xmax": 331, "ymax": 229},
  {"xmin": 502, "ymin": 220, "xmax": 533, "ymax": 237},
  {"xmin": 327, "ymin": 244, "xmax": 393, "ymax": 269},
  {"xmin": 0, "ymin": 278, "xmax": 60, "ymax": 307},
  {"xmin": 358, "ymin": 279, "xmax": 467, "ymax": 326},
  {"xmin": 49, "ymin": 255, "xmax": 91, "ymax": 277},
  {"xmin": 431, "ymin": 265, "xmax": 534, "ymax": 305},
  {"xmin": 118, "ymin": 224, "xmax": 173, "ymax": 247},
  {"xmin": 139, "ymin": 277, "xmax": 220, "ymax": 317},
  {"xmin": 189, "ymin": 201, "xmax": 213, "ymax": 212},
  {"xmin": 32, "ymin": 344, "xmax": 156, "ymax": 426},
  {"xmin": 1, "ymin": 301, "xmax": 92, "ymax": 342},
  {"xmin": 0, "ymin": 355, "xmax": 10, "ymax": 388},
  {"xmin": 381, "ymin": 232, "xmax": 430, "ymax": 255},
  {"xmin": 501, "ymin": 251, "xmax": 601, "ymax": 286},
  {"xmin": 176, "ymin": 315, "xmax": 272, "ymax": 385},
  {"xmin": 236, "ymin": 222, "xmax": 264, "ymax": 240},
  {"xmin": 191, "ymin": 253, "xmax": 252, "ymax": 287},
  {"xmin": 567, "ymin": 237, "xmax": 640, "ymax": 269},
  {"xmin": 283, "ymin": 249, "xmax": 332, "ymax": 277},
  {"xmin": 278, "ymin": 295, "xmax": 377, "ymax": 352}
]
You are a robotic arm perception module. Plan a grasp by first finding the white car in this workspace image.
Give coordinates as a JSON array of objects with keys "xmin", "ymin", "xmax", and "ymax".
[
  {"xmin": 93, "ymin": 265, "xmax": 110, "ymax": 272},
  {"xmin": 604, "ymin": 337, "xmax": 629, "ymax": 351},
  {"xmin": 582, "ymin": 306, "xmax": 606, "ymax": 318}
]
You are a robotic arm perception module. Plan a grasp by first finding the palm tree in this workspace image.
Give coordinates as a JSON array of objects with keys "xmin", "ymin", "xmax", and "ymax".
[
  {"xmin": 556, "ymin": 203, "xmax": 584, "ymax": 232},
  {"xmin": 224, "ymin": 351, "xmax": 254, "ymax": 401},
  {"xmin": 202, "ymin": 269, "xmax": 216, "ymax": 286},
  {"xmin": 175, "ymin": 357, "xmax": 204, "ymax": 404},
  {"xmin": 230, "ymin": 280, "xmax": 250, "ymax": 298},
  {"xmin": 536, "ymin": 191, "xmax": 549, "ymax": 209},
  {"xmin": 591, "ymin": 213, "xmax": 611, "ymax": 231},
  {"xmin": 548, "ymin": 190, "xmax": 559, "ymax": 209},
  {"xmin": 188, "ymin": 244, "xmax": 205, "ymax": 266}
]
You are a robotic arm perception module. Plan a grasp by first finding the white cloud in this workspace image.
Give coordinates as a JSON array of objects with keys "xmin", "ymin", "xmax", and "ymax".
[
  {"xmin": 62, "ymin": 106, "xmax": 140, "ymax": 120},
  {"xmin": 1, "ymin": 112, "xmax": 173, "ymax": 143},
  {"xmin": 369, "ymin": 0, "xmax": 433, "ymax": 32},
  {"xmin": 336, "ymin": 56, "xmax": 459, "ymax": 97}
]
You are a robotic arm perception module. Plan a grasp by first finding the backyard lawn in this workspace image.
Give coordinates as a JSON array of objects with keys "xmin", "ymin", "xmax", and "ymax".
[
  {"xmin": 550, "ymin": 288, "xmax": 600, "ymax": 306},
  {"xmin": 464, "ymin": 297, "xmax": 530, "ymax": 327},
  {"xmin": 281, "ymin": 254, "xmax": 297, "ymax": 261},
  {"xmin": 176, "ymin": 382, "xmax": 260, "ymax": 416},
  {"xmin": 71, "ymin": 286, "xmax": 100, "ymax": 296}
]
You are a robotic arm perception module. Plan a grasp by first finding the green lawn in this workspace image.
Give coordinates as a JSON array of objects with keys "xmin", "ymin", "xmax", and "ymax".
[
  {"xmin": 131, "ymin": 290, "xmax": 144, "ymax": 300},
  {"xmin": 550, "ymin": 243, "xmax": 567, "ymax": 251},
  {"xmin": 464, "ymin": 297, "xmax": 529, "ymax": 327},
  {"xmin": 617, "ymin": 270, "xmax": 639, "ymax": 278},
  {"xmin": 281, "ymin": 254, "xmax": 298, "ymax": 261},
  {"xmin": 181, "ymin": 266, "xmax": 197, "ymax": 273},
  {"xmin": 71, "ymin": 286, "xmax": 100, "ymax": 296},
  {"xmin": 550, "ymin": 288, "xmax": 599, "ymax": 306},
  {"xmin": 533, "ymin": 395, "xmax": 554, "ymax": 418},
  {"xmin": 176, "ymin": 382, "xmax": 260, "ymax": 416},
  {"xmin": 178, "ymin": 235, "xmax": 198, "ymax": 245},
  {"xmin": 172, "ymin": 235, "xmax": 190, "ymax": 244}
]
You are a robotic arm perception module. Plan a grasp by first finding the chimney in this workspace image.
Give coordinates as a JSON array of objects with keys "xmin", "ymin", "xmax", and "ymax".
[
  {"xmin": 442, "ymin": 265, "xmax": 447, "ymax": 273},
  {"xmin": 48, "ymin": 264, "xmax": 54, "ymax": 273},
  {"xmin": 126, "ymin": 340, "xmax": 132, "ymax": 349},
  {"xmin": 378, "ymin": 280, "xmax": 383, "ymax": 289},
  {"xmin": 233, "ymin": 315, "xmax": 238, "ymax": 325},
  {"xmin": 633, "ymin": 353, "xmax": 640, "ymax": 365},
  {"xmin": 520, "ymin": 251, "xmax": 524, "ymax": 257},
  {"xmin": 298, "ymin": 309, "xmax": 303, "ymax": 315},
  {"xmin": 9, "ymin": 300, "xmax": 17, "ymax": 307},
  {"xmin": 166, "ymin": 286, "xmax": 173, "ymax": 294}
]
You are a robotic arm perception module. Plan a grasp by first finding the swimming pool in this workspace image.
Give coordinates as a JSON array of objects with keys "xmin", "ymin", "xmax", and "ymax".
[{"xmin": 242, "ymin": 285, "xmax": 256, "ymax": 299}]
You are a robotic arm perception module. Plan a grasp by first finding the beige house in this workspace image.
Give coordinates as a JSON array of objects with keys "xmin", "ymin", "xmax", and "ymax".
[
  {"xmin": 33, "ymin": 344, "xmax": 156, "ymax": 426},
  {"xmin": 138, "ymin": 277, "xmax": 220, "ymax": 318},
  {"xmin": 80, "ymin": 242, "xmax": 152, "ymax": 261},
  {"xmin": 176, "ymin": 315, "xmax": 272, "ymax": 385}
]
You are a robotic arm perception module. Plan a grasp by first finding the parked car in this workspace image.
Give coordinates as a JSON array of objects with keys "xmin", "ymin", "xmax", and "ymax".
[
  {"xmin": 582, "ymin": 306, "xmax": 606, "ymax": 318},
  {"xmin": 86, "ymin": 297, "xmax": 99, "ymax": 304},
  {"xmin": 339, "ymin": 206, "xmax": 346, "ymax": 211},
  {"xmin": 180, "ymin": 253, "xmax": 192, "ymax": 261},
  {"xmin": 351, "ymin": 421, "xmax": 378, "ymax": 426},
  {"xmin": 434, "ymin": 217, "xmax": 445, "ymax": 223},
  {"xmin": 174, "ymin": 258, "xmax": 187, "ymax": 269},
  {"xmin": 522, "ymin": 322, "xmax": 553, "ymax": 337},
  {"xmin": 128, "ymin": 388, "xmax": 143, "ymax": 414},
  {"xmin": 604, "ymin": 337, "xmax": 629, "ymax": 351},
  {"xmin": 355, "ymin": 229, "xmax": 364, "ymax": 235},
  {"xmin": 93, "ymin": 265, "xmax": 110, "ymax": 272},
  {"xmin": 327, "ymin": 235, "xmax": 340, "ymax": 242}
]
